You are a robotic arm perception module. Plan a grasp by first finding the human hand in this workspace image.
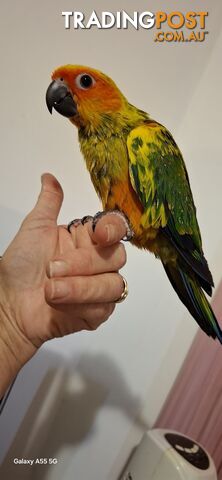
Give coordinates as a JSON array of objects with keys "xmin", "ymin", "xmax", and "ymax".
[{"xmin": 0, "ymin": 174, "xmax": 127, "ymax": 394}]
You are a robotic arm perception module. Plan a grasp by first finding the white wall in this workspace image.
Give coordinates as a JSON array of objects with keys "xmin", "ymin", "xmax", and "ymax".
[{"xmin": 0, "ymin": 1, "xmax": 222, "ymax": 479}]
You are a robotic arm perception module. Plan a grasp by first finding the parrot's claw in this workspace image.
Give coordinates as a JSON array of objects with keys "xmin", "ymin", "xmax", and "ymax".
[
  {"xmin": 92, "ymin": 210, "xmax": 134, "ymax": 241},
  {"xmin": 67, "ymin": 218, "xmax": 82, "ymax": 232},
  {"xmin": 68, "ymin": 215, "xmax": 94, "ymax": 232},
  {"xmin": 81, "ymin": 215, "xmax": 94, "ymax": 225}
]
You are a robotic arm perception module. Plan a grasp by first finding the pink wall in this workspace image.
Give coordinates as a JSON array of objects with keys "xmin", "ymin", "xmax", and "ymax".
[{"xmin": 156, "ymin": 281, "xmax": 222, "ymax": 477}]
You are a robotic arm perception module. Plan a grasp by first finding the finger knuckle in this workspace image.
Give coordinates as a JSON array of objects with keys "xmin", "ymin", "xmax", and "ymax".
[
  {"xmin": 70, "ymin": 278, "xmax": 85, "ymax": 301},
  {"xmin": 85, "ymin": 319, "xmax": 99, "ymax": 331},
  {"xmin": 77, "ymin": 278, "xmax": 91, "ymax": 302},
  {"xmin": 84, "ymin": 302, "xmax": 115, "ymax": 331},
  {"xmin": 71, "ymin": 249, "xmax": 93, "ymax": 275},
  {"xmin": 81, "ymin": 248, "xmax": 94, "ymax": 274},
  {"xmin": 96, "ymin": 306, "xmax": 108, "ymax": 323},
  {"xmin": 105, "ymin": 273, "xmax": 122, "ymax": 301},
  {"xmin": 117, "ymin": 244, "xmax": 127, "ymax": 268},
  {"xmin": 98, "ymin": 303, "xmax": 113, "ymax": 323},
  {"xmin": 105, "ymin": 303, "xmax": 116, "ymax": 318}
]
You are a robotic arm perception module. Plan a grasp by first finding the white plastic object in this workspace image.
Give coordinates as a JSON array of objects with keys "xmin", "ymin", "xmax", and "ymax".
[{"xmin": 120, "ymin": 429, "xmax": 217, "ymax": 480}]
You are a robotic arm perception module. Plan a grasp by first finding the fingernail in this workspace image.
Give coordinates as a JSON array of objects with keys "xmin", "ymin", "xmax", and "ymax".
[
  {"xmin": 106, "ymin": 224, "xmax": 116, "ymax": 243},
  {"xmin": 51, "ymin": 280, "xmax": 70, "ymax": 300},
  {"xmin": 49, "ymin": 260, "xmax": 68, "ymax": 277}
]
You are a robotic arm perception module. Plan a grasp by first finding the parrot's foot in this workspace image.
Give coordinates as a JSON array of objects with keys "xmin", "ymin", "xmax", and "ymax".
[
  {"xmin": 92, "ymin": 210, "xmax": 134, "ymax": 241},
  {"xmin": 81, "ymin": 215, "xmax": 94, "ymax": 225},
  {"xmin": 67, "ymin": 215, "xmax": 93, "ymax": 232}
]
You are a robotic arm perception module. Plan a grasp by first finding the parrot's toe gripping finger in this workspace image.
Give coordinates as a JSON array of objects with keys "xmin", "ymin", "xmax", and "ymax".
[
  {"xmin": 67, "ymin": 218, "xmax": 82, "ymax": 232},
  {"xmin": 92, "ymin": 210, "xmax": 134, "ymax": 241},
  {"xmin": 81, "ymin": 215, "xmax": 94, "ymax": 225},
  {"xmin": 67, "ymin": 215, "xmax": 93, "ymax": 232}
]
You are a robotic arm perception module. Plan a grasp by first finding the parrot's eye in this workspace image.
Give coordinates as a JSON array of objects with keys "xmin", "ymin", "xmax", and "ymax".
[{"xmin": 75, "ymin": 73, "xmax": 95, "ymax": 90}]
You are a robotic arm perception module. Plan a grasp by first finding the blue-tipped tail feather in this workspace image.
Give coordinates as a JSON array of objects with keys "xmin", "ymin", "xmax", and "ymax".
[{"xmin": 163, "ymin": 262, "xmax": 222, "ymax": 343}]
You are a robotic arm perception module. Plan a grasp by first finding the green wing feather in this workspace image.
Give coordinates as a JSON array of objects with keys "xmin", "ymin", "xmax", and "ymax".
[
  {"xmin": 127, "ymin": 123, "xmax": 201, "ymax": 245},
  {"xmin": 127, "ymin": 122, "xmax": 213, "ymax": 291},
  {"xmin": 126, "ymin": 121, "xmax": 222, "ymax": 342}
]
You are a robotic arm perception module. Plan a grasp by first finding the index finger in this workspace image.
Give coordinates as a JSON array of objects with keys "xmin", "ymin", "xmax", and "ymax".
[{"xmin": 88, "ymin": 213, "xmax": 127, "ymax": 246}]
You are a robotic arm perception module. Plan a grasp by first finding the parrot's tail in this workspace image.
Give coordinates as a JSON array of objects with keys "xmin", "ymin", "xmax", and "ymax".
[{"xmin": 163, "ymin": 262, "xmax": 222, "ymax": 343}]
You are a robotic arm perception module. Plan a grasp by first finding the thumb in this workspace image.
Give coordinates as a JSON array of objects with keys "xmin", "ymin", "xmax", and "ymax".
[{"xmin": 32, "ymin": 173, "xmax": 64, "ymax": 223}]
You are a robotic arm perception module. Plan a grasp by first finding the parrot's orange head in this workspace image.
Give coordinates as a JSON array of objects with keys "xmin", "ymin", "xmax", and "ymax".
[{"xmin": 46, "ymin": 65, "xmax": 126, "ymax": 129}]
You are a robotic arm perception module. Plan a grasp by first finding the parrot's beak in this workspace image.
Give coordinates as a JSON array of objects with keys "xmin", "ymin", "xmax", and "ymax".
[{"xmin": 46, "ymin": 80, "xmax": 77, "ymax": 118}]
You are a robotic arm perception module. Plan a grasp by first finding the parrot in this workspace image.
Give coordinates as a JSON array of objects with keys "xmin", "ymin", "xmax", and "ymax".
[{"xmin": 46, "ymin": 65, "xmax": 222, "ymax": 343}]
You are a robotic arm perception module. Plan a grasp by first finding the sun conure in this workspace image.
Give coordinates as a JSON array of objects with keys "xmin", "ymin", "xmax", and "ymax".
[{"xmin": 46, "ymin": 65, "xmax": 222, "ymax": 343}]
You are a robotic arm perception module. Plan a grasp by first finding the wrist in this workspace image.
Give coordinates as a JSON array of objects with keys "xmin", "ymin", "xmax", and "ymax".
[{"xmin": 0, "ymin": 272, "xmax": 36, "ymax": 397}]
